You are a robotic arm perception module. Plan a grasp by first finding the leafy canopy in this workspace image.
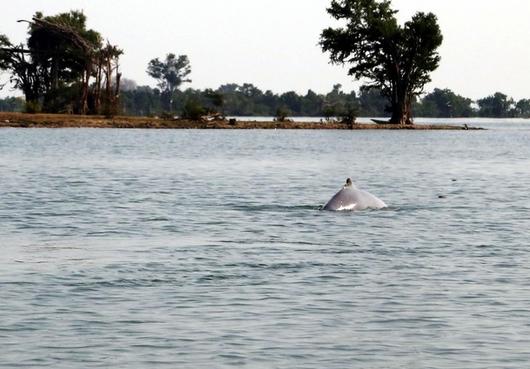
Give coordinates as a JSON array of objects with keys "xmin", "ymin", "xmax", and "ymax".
[
  {"xmin": 477, "ymin": 92, "xmax": 514, "ymax": 118},
  {"xmin": 147, "ymin": 54, "xmax": 191, "ymax": 93},
  {"xmin": 320, "ymin": 0, "xmax": 443, "ymax": 122},
  {"xmin": 0, "ymin": 34, "xmax": 11, "ymax": 71},
  {"xmin": 28, "ymin": 11, "xmax": 102, "ymax": 84}
]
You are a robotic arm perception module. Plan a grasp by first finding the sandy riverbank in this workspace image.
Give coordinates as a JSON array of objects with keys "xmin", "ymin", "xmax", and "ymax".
[{"xmin": 0, "ymin": 112, "xmax": 478, "ymax": 130}]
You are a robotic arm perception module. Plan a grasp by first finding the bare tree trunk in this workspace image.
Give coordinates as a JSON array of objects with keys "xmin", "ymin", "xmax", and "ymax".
[
  {"xmin": 105, "ymin": 57, "xmax": 111, "ymax": 103},
  {"xmin": 94, "ymin": 60, "xmax": 102, "ymax": 114},
  {"xmin": 114, "ymin": 68, "xmax": 121, "ymax": 115},
  {"xmin": 101, "ymin": 54, "xmax": 114, "ymax": 117},
  {"xmin": 51, "ymin": 57, "xmax": 59, "ymax": 90},
  {"xmin": 80, "ymin": 62, "xmax": 91, "ymax": 115},
  {"xmin": 390, "ymin": 89, "xmax": 413, "ymax": 125}
]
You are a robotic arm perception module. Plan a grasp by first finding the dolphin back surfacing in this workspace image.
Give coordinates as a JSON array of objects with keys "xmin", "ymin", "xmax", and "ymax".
[{"xmin": 323, "ymin": 179, "xmax": 387, "ymax": 211}]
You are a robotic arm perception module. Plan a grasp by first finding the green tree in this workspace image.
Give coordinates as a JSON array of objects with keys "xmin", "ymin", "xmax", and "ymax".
[
  {"xmin": 0, "ymin": 32, "xmax": 44, "ymax": 110},
  {"xmin": 320, "ymin": 0, "xmax": 443, "ymax": 124},
  {"xmin": 120, "ymin": 85, "xmax": 162, "ymax": 116},
  {"xmin": 322, "ymin": 84, "xmax": 359, "ymax": 120},
  {"xmin": 147, "ymin": 53, "xmax": 191, "ymax": 111},
  {"xmin": 240, "ymin": 83, "xmax": 262, "ymax": 98},
  {"xmin": 358, "ymin": 87, "xmax": 388, "ymax": 117},
  {"xmin": 477, "ymin": 92, "xmax": 514, "ymax": 118},
  {"xmin": 181, "ymin": 98, "xmax": 206, "ymax": 120},
  {"xmin": 338, "ymin": 101, "xmax": 359, "ymax": 125},
  {"xmin": 275, "ymin": 105, "xmax": 291, "ymax": 122},
  {"xmin": 26, "ymin": 11, "xmax": 102, "ymax": 113},
  {"xmin": 2, "ymin": 12, "xmax": 120, "ymax": 114},
  {"xmin": 0, "ymin": 34, "xmax": 10, "ymax": 92},
  {"xmin": 261, "ymin": 90, "xmax": 278, "ymax": 113},
  {"xmin": 419, "ymin": 88, "xmax": 474, "ymax": 117},
  {"xmin": 301, "ymin": 89, "xmax": 324, "ymax": 116},
  {"xmin": 323, "ymin": 84, "xmax": 345, "ymax": 118},
  {"xmin": 280, "ymin": 91, "xmax": 303, "ymax": 115},
  {"xmin": 204, "ymin": 88, "xmax": 225, "ymax": 115},
  {"xmin": 0, "ymin": 96, "xmax": 25, "ymax": 112},
  {"xmin": 515, "ymin": 99, "xmax": 530, "ymax": 118},
  {"xmin": 0, "ymin": 34, "xmax": 11, "ymax": 72}
]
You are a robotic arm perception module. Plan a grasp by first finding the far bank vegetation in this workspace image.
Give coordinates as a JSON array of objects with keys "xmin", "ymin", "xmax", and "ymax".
[{"xmin": 1, "ymin": 7, "xmax": 530, "ymax": 121}]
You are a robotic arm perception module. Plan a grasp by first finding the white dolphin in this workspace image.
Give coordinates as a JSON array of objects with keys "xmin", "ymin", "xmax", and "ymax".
[{"xmin": 323, "ymin": 178, "xmax": 387, "ymax": 211}]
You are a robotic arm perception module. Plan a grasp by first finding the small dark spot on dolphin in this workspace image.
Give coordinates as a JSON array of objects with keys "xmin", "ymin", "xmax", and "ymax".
[
  {"xmin": 438, "ymin": 195, "xmax": 447, "ymax": 199},
  {"xmin": 451, "ymin": 179, "xmax": 457, "ymax": 182}
]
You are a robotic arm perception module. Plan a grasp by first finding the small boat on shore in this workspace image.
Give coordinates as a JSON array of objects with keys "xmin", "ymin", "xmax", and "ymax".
[{"xmin": 371, "ymin": 118, "xmax": 391, "ymax": 124}]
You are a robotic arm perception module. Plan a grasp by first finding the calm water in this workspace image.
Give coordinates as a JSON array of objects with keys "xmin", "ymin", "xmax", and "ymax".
[{"xmin": 1, "ymin": 120, "xmax": 530, "ymax": 368}]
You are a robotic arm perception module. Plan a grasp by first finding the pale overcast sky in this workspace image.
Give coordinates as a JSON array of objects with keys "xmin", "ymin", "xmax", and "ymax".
[{"xmin": 1, "ymin": 0, "xmax": 529, "ymax": 99}]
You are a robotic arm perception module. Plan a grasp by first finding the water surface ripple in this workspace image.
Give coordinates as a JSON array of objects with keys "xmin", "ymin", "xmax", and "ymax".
[{"xmin": 1, "ymin": 121, "xmax": 530, "ymax": 368}]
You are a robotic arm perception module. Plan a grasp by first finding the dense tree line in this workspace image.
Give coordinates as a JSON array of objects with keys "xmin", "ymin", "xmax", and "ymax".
[
  {"xmin": 118, "ymin": 83, "xmax": 530, "ymax": 119},
  {"xmin": 3, "ymin": 84, "xmax": 529, "ymax": 118},
  {"xmin": 120, "ymin": 83, "xmax": 362, "ymax": 118},
  {"xmin": 0, "ymin": 96, "xmax": 25, "ymax": 112}
]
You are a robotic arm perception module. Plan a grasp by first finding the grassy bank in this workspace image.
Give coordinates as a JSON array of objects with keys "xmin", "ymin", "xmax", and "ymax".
[{"xmin": 0, "ymin": 112, "xmax": 476, "ymax": 130}]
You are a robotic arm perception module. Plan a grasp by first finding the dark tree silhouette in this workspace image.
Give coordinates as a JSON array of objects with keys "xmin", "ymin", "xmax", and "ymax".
[
  {"xmin": 147, "ymin": 54, "xmax": 191, "ymax": 111},
  {"xmin": 320, "ymin": 0, "xmax": 443, "ymax": 124},
  {"xmin": 1, "ymin": 11, "xmax": 122, "ymax": 115},
  {"xmin": 477, "ymin": 92, "xmax": 514, "ymax": 118}
]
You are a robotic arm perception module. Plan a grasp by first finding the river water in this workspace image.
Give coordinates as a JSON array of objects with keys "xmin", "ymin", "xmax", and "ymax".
[{"xmin": 1, "ymin": 119, "xmax": 530, "ymax": 368}]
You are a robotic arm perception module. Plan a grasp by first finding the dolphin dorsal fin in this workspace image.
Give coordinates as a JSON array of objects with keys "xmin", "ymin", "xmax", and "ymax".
[{"xmin": 344, "ymin": 178, "xmax": 356, "ymax": 188}]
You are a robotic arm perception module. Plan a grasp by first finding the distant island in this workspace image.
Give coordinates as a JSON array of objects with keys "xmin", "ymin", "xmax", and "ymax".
[
  {"xmin": 0, "ymin": 112, "xmax": 480, "ymax": 130},
  {"xmin": 1, "ymin": 5, "xmax": 529, "ymax": 123}
]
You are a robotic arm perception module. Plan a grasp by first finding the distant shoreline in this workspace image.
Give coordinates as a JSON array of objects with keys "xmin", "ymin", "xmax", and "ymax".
[{"xmin": 0, "ymin": 112, "xmax": 479, "ymax": 130}]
